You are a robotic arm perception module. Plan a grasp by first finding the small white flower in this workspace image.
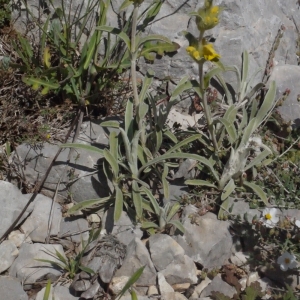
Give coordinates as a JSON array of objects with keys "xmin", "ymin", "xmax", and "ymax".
[
  {"xmin": 295, "ymin": 220, "xmax": 300, "ymax": 228},
  {"xmin": 261, "ymin": 208, "xmax": 279, "ymax": 228},
  {"xmin": 277, "ymin": 252, "xmax": 297, "ymax": 271}
]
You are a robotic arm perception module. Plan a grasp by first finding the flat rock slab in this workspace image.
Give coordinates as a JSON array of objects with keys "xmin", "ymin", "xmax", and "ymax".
[
  {"xmin": 59, "ymin": 217, "xmax": 89, "ymax": 244},
  {"xmin": 0, "ymin": 276, "xmax": 28, "ymax": 300},
  {"xmin": 174, "ymin": 206, "xmax": 233, "ymax": 269},
  {"xmin": 21, "ymin": 193, "xmax": 62, "ymax": 242},
  {"xmin": 9, "ymin": 243, "xmax": 66, "ymax": 289},
  {"xmin": 36, "ymin": 285, "xmax": 79, "ymax": 300},
  {"xmin": 0, "ymin": 181, "xmax": 35, "ymax": 238}
]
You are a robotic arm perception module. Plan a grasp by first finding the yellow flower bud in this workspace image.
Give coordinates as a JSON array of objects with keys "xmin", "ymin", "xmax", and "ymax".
[
  {"xmin": 210, "ymin": 6, "xmax": 219, "ymax": 14},
  {"xmin": 193, "ymin": 50, "xmax": 201, "ymax": 60},
  {"xmin": 203, "ymin": 42, "xmax": 220, "ymax": 61}
]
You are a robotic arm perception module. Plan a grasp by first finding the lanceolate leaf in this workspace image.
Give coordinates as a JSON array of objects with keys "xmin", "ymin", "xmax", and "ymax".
[
  {"xmin": 243, "ymin": 181, "xmax": 268, "ymax": 206},
  {"xmin": 140, "ymin": 41, "xmax": 180, "ymax": 61},
  {"xmin": 169, "ymin": 220, "xmax": 185, "ymax": 234},
  {"xmin": 67, "ymin": 197, "xmax": 112, "ymax": 214},
  {"xmin": 165, "ymin": 134, "xmax": 201, "ymax": 154},
  {"xmin": 104, "ymin": 148, "xmax": 119, "ymax": 176},
  {"xmin": 60, "ymin": 143, "xmax": 104, "ymax": 156},
  {"xmin": 114, "ymin": 186, "xmax": 123, "ymax": 221},
  {"xmin": 132, "ymin": 181, "xmax": 142, "ymax": 218},
  {"xmin": 185, "ymin": 179, "xmax": 217, "ymax": 189},
  {"xmin": 221, "ymin": 179, "xmax": 236, "ymax": 201}
]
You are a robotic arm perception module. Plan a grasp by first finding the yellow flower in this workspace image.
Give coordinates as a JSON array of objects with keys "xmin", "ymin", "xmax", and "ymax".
[
  {"xmin": 210, "ymin": 6, "xmax": 219, "ymax": 14},
  {"xmin": 186, "ymin": 39, "xmax": 220, "ymax": 63},
  {"xmin": 203, "ymin": 43, "xmax": 221, "ymax": 61}
]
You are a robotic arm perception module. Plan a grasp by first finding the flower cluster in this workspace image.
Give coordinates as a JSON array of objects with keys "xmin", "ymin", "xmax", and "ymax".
[
  {"xmin": 186, "ymin": 39, "xmax": 220, "ymax": 63},
  {"xmin": 196, "ymin": 4, "xmax": 220, "ymax": 31}
]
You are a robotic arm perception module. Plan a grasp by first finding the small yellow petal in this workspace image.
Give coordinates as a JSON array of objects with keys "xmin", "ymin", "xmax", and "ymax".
[{"xmin": 210, "ymin": 6, "xmax": 219, "ymax": 14}]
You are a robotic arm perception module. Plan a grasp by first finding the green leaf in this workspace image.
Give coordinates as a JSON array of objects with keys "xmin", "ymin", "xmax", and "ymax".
[
  {"xmin": 169, "ymin": 76, "xmax": 192, "ymax": 102},
  {"xmin": 164, "ymin": 130, "xmax": 178, "ymax": 143},
  {"xmin": 60, "ymin": 143, "xmax": 104, "ymax": 156},
  {"xmin": 139, "ymin": 152, "xmax": 219, "ymax": 182},
  {"xmin": 185, "ymin": 179, "xmax": 217, "ymax": 189},
  {"xmin": 110, "ymin": 131, "xmax": 119, "ymax": 160},
  {"xmin": 255, "ymin": 81, "xmax": 276, "ymax": 125},
  {"xmin": 242, "ymin": 50, "xmax": 249, "ymax": 83},
  {"xmin": 100, "ymin": 120, "xmax": 120, "ymax": 128},
  {"xmin": 137, "ymin": 35, "xmax": 172, "ymax": 50},
  {"xmin": 117, "ymin": 266, "xmax": 146, "ymax": 300},
  {"xmin": 142, "ymin": 187, "xmax": 160, "ymax": 215},
  {"xmin": 125, "ymin": 98, "xmax": 134, "ymax": 141},
  {"xmin": 243, "ymin": 181, "xmax": 268, "ymax": 206},
  {"xmin": 204, "ymin": 67, "xmax": 223, "ymax": 89},
  {"xmin": 95, "ymin": 26, "xmax": 131, "ymax": 50},
  {"xmin": 22, "ymin": 77, "xmax": 59, "ymax": 94},
  {"xmin": 221, "ymin": 179, "xmax": 236, "ymax": 201},
  {"xmin": 119, "ymin": 0, "xmax": 133, "ymax": 11},
  {"xmin": 78, "ymin": 265, "xmax": 96, "ymax": 274},
  {"xmin": 139, "ymin": 69, "xmax": 154, "ymax": 103},
  {"xmin": 165, "ymin": 134, "xmax": 201, "ymax": 154},
  {"xmin": 114, "ymin": 186, "xmax": 124, "ymax": 221},
  {"xmin": 169, "ymin": 220, "xmax": 185, "ymax": 234},
  {"xmin": 54, "ymin": 249, "xmax": 68, "ymax": 265},
  {"xmin": 162, "ymin": 164, "xmax": 169, "ymax": 200},
  {"xmin": 240, "ymin": 118, "xmax": 258, "ymax": 146},
  {"xmin": 132, "ymin": 181, "xmax": 142, "ymax": 218},
  {"xmin": 67, "ymin": 197, "xmax": 112, "ymax": 214},
  {"xmin": 140, "ymin": 41, "xmax": 180, "ymax": 62},
  {"xmin": 166, "ymin": 202, "xmax": 180, "ymax": 222},
  {"xmin": 104, "ymin": 149, "xmax": 119, "ymax": 176},
  {"xmin": 84, "ymin": 31, "xmax": 97, "ymax": 70},
  {"xmin": 141, "ymin": 221, "xmax": 159, "ymax": 229},
  {"xmin": 43, "ymin": 46, "xmax": 51, "ymax": 68},
  {"xmin": 217, "ymin": 118, "xmax": 237, "ymax": 144},
  {"xmin": 43, "ymin": 280, "xmax": 52, "ymax": 300},
  {"xmin": 35, "ymin": 259, "xmax": 64, "ymax": 270},
  {"xmin": 244, "ymin": 149, "xmax": 271, "ymax": 171}
]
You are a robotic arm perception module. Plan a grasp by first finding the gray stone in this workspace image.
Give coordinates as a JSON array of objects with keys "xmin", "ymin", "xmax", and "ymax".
[
  {"xmin": 103, "ymin": 207, "xmax": 143, "ymax": 246},
  {"xmin": 161, "ymin": 292, "xmax": 188, "ymax": 300},
  {"xmin": 9, "ymin": 243, "xmax": 66, "ymax": 289},
  {"xmin": 149, "ymin": 234, "xmax": 197, "ymax": 285},
  {"xmin": 0, "ymin": 276, "xmax": 28, "ymax": 300},
  {"xmin": 12, "ymin": 121, "xmax": 112, "ymax": 203},
  {"xmin": 36, "ymin": 285, "xmax": 79, "ymax": 300},
  {"xmin": 21, "ymin": 193, "xmax": 62, "ymax": 242},
  {"xmin": 59, "ymin": 217, "xmax": 89, "ymax": 244},
  {"xmin": 158, "ymin": 272, "xmax": 175, "ymax": 294},
  {"xmin": 8, "ymin": 230, "xmax": 31, "ymax": 247},
  {"xmin": 174, "ymin": 206, "xmax": 233, "ymax": 269},
  {"xmin": 268, "ymin": 65, "xmax": 300, "ymax": 127},
  {"xmin": 114, "ymin": 238, "xmax": 157, "ymax": 295},
  {"xmin": 200, "ymin": 274, "xmax": 237, "ymax": 298},
  {"xmin": 0, "ymin": 181, "xmax": 35, "ymax": 237},
  {"xmin": 0, "ymin": 240, "xmax": 19, "ymax": 273},
  {"xmin": 149, "ymin": 234, "xmax": 185, "ymax": 271}
]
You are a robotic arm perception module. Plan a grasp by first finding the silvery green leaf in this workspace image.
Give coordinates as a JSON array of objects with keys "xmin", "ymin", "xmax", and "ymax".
[
  {"xmin": 60, "ymin": 143, "xmax": 104, "ymax": 156},
  {"xmin": 142, "ymin": 199, "xmax": 155, "ymax": 214},
  {"xmin": 169, "ymin": 77, "xmax": 192, "ymax": 102},
  {"xmin": 218, "ymin": 118, "xmax": 237, "ymax": 144},
  {"xmin": 166, "ymin": 202, "xmax": 181, "ymax": 222},
  {"xmin": 114, "ymin": 186, "xmax": 123, "ymax": 221},
  {"xmin": 162, "ymin": 164, "xmax": 169, "ymax": 200},
  {"xmin": 139, "ymin": 69, "xmax": 154, "ymax": 103},
  {"xmin": 159, "ymin": 207, "xmax": 166, "ymax": 229},
  {"xmin": 119, "ymin": 128, "xmax": 132, "ymax": 165},
  {"xmin": 101, "ymin": 120, "xmax": 120, "ymax": 128},
  {"xmin": 241, "ymin": 51, "xmax": 249, "ymax": 84},
  {"xmin": 109, "ymin": 131, "xmax": 118, "ymax": 160},
  {"xmin": 238, "ymin": 106, "xmax": 248, "ymax": 135},
  {"xmin": 221, "ymin": 179, "xmax": 236, "ymax": 201},
  {"xmin": 67, "ymin": 196, "xmax": 112, "ymax": 214},
  {"xmin": 215, "ymin": 73, "xmax": 232, "ymax": 105},
  {"xmin": 185, "ymin": 179, "xmax": 217, "ymax": 189},
  {"xmin": 104, "ymin": 149, "xmax": 119, "ymax": 176},
  {"xmin": 138, "ymin": 102, "xmax": 148, "ymax": 122},
  {"xmin": 169, "ymin": 220, "xmax": 185, "ymax": 234},
  {"xmin": 250, "ymin": 98, "xmax": 259, "ymax": 120},
  {"xmin": 164, "ymin": 130, "xmax": 178, "ymax": 143},
  {"xmin": 243, "ymin": 181, "xmax": 268, "ymax": 206},
  {"xmin": 137, "ymin": 35, "xmax": 172, "ymax": 50},
  {"xmin": 125, "ymin": 98, "xmax": 133, "ymax": 141},
  {"xmin": 245, "ymin": 83, "xmax": 264, "ymax": 102},
  {"xmin": 142, "ymin": 186, "xmax": 160, "ymax": 215},
  {"xmin": 132, "ymin": 181, "xmax": 142, "ymax": 218},
  {"xmin": 141, "ymin": 221, "xmax": 159, "ymax": 229},
  {"xmin": 244, "ymin": 149, "xmax": 271, "ymax": 171},
  {"xmin": 165, "ymin": 134, "xmax": 201, "ymax": 154},
  {"xmin": 218, "ymin": 198, "xmax": 231, "ymax": 219},
  {"xmin": 255, "ymin": 81, "xmax": 276, "ymax": 125},
  {"xmin": 240, "ymin": 118, "xmax": 258, "ymax": 147},
  {"xmin": 155, "ymin": 125, "xmax": 163, "ymax": 154}
]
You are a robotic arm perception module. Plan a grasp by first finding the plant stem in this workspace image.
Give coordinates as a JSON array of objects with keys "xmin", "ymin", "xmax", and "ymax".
[
  {"xmin": 198, "ymin": 32, "xmax": 218, "ymax": 152},
  {"xmin": 131, "ymin": 5, "xmax": 140, "ymax": 109}
]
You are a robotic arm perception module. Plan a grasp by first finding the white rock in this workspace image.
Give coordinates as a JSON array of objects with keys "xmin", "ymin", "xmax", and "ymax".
[
  {"xmin": 109, "ymin": 276, "xmax": 129, "ymax": 295},
  {"xmin": 147, "ymin": 285, "xmax": 159, "ymax": 296},
  {"xmin": 8, "ymin": 230, "xmax": 31, "ymax": 247},
  {"xmin": 239, "ymin": 277, "xmax": 247, "ymax": 291},
  {"xmin": 247, "ymin": 272, "xmax": 260, "ymax": 287},
  {"xmin": 192, "ymin": 277, "xmax": 211, "ymax": 298},
  {"xmin": 158, "ymin": 272, "xmax": 175, "ymax": 295}
]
